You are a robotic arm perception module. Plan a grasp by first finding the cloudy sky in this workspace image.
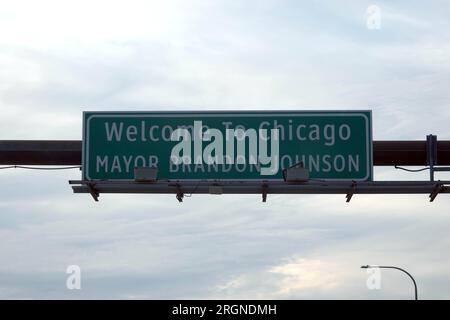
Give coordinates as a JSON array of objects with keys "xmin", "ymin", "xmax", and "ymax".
[{"xmin": 1, "ymin": 0, "xmax": 450, "ymax": 299}]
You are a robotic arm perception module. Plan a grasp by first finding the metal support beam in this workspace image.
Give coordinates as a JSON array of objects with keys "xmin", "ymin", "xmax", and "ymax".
[
  {"xmin": 262, "ymin": 183, "xmax": 268, "ymax": 202},
  {"xmin": 373, "ymin": 140, "xmax": 450, "ymax": 166},
  {"xmin": 69, "ymin": 180, "xmax": 450, "ymax": 202},
  {"xmin": 2, "ymin": 140, "xmax": 450, "ymax": 166},
  {"xmin": 427, "ymin": 134, "xmax": 438, "ymax": 181},
  {"xmin": 86, "ymin": 182, "xmax": 99, "ymax": 202},
  {"xmin": 429, "ymin": 183, "xmax": 444, "ymax": 202},
  {"xmin": 346, "ymin": 181, "xmax": 357, "ymax": 202},
  {"xmin": 175, "ymin": 184, "xmax": 184, "ymax": 203},
  {"xmin": 0, "ymin": 140, "xmax": 81, "ymax": 165}
]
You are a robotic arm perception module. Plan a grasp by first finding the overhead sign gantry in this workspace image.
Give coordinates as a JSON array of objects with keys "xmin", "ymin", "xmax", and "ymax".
[
  {"xmin": 67, "ymin": 110, "xmax": 450, "ymax": 203},
  {"xmin": 1, "ymin": 110, "xmax": 447, "ymax": 203}
]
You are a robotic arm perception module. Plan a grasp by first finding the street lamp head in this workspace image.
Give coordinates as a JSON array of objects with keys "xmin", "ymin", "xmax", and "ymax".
[{"xmin": 359, "ymin": 264, "xmax": 418, "ymax": 300}]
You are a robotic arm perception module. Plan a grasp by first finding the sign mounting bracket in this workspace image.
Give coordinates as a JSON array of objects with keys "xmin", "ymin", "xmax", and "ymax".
[
  {"xmin": 87, "ymin": 182, "xmax": 99, "ymax": 202},
  {"xmin": 429, "ymin": 183, "xmax": 444, "ymax": 202},
  {"xmin": 346, "ymin": 180, "xmax": 357, "ymax": 202},
  {"xmin": 262, "ymin": 183, "xmax": 268, "ymax": 202},
  {"xmin": 176, "ymin": 184, "xmax": 184, "ymax": 203}
]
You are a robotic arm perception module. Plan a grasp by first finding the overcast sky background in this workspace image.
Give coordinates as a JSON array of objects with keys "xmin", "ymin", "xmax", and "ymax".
[{"xmin": 1, "ymin": 0, "xmax": 450, "ymax": 299}]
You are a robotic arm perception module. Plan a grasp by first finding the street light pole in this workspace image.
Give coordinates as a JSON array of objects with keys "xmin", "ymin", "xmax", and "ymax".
[{"xmin": 361, "ymin": 265, "xmax": 418, "ymax": 300}]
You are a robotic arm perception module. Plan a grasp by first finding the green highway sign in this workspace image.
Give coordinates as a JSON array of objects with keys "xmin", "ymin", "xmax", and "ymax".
[{"xmin": 83, "ymin": 111, "xmax": 373, "ymax": 181}]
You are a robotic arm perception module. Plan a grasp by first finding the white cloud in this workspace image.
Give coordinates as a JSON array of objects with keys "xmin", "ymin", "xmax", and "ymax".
[{"xmin": 269, "ymin": 258, "xmax": 340, "ymax": 293}]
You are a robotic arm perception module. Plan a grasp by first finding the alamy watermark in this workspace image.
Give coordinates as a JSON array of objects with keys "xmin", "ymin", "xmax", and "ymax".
[
  {"xmin": 366, "ymin": 5, "xmax": 381, "ymax": 30},
  {"xmin": 365, "ymin": 266, "xmax": 381, "ymax": 290},
  {"xmin": 66, "ymin": 265, "xmax": 81, "ymax": 290}
]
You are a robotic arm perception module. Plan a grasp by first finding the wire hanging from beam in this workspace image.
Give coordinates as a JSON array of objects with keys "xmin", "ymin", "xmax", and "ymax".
[
  {"xmin": 394, "ymin": 165, "xmax": 430, "ymax": 172},
  {"xmin": 184, "ymin": 180, "xmax": 203, "ymax": 197},
  {"xmin": 0, "ymin": 165, "xmax": 81, "ymax": 170}
]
